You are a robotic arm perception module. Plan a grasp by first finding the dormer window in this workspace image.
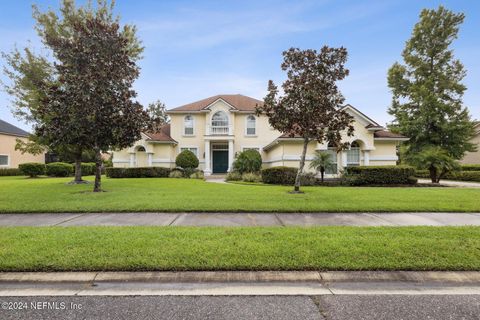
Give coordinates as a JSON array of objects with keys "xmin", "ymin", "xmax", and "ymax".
[
  {"xmin": 184, "ymin": 115, "xmax": 194, "ymax": 135},
  {"xmin": 211, "ymin": 111, "xmax": 229, "ymax": 135},
  {"xmin": 246, "ymin": 115, "xmax": 256, "ymax": 135}
]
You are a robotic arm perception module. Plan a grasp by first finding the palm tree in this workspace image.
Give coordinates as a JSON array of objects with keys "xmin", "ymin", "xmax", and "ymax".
[{"xmin": 309, "ymin": 150, "xmax": 336, "ymax": 182}]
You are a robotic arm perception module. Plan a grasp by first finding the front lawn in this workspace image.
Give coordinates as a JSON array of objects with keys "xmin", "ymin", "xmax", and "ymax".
[
  {"xmin": 0, "ymin": 226, "xmax": 479, "ymax": 271},
  {"xmin": 0, "ymin": 176, "xmax": 479, "ymax": 212}
]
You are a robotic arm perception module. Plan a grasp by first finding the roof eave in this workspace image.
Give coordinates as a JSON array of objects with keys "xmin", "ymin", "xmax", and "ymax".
[
  {"xmin": 0, "ymin": 131, "xmax": 29, "ymax": 138},
  {"xmin": 374, "ymin": 137, "xmax": 409, "ymax": 141}
]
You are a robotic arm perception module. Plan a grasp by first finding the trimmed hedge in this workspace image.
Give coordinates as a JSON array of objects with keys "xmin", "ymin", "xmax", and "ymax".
[
  {"xmin": 0, "ymin": 168, "xmax": 23, "ymax": 176},
  {"xmin": 461, "ymin": 164, "xmax": 480, "ymax": 172},
  {"xmin": 46, "ymin": 162, "xmax": 74, "ymax": 177},
  {"xmin": 175, "ymin": 150, "xmax": 199, "ymax": 169},
  {"xmin": 106, "ymin": 167, "xmax": 171, "ymax": 178},
  {"xmin": 18, "ymin": 163, "xmax": 46, "ymax": 177},
  {"xmin": 344, "ymin": 165, "xmax": 417, "ymax": 186},
  {"xmin": 81, "ymin": 162, "xmax": 96, "ymax": 176},
  {"xmin": 416, "ymin": 169, "xmax": 480, "ymax": 182},
  {"xmin": 261, "ymin": 166, "xmax": 298, "ymax": 185}
]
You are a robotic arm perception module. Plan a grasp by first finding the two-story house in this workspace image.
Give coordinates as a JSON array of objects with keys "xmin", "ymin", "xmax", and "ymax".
[{"xmin": 112, "ymin": 94, "xmax": 407, "ymax": 175}]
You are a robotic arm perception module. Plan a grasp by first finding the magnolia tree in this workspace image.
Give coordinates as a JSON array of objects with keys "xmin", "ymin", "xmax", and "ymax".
[
  {"xmin": 257, "ymin": 47, "xmax": 354, "ymax": 193},
  {"xmin": 3, "ymin": 1, "xmax": 154, "ymax": 188},
  {"xmin": 36, "ymin": 0, "xmax": 152, "ymax": 192}
]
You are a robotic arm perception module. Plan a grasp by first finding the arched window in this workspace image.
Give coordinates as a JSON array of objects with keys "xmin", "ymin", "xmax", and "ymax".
[
  {"xmin": 136, "ymin": 146, "xmax": 146, "ymax": 152},
  {"xmin": 211, "ymin": 111, "xmax": 228, "ymax": 134},
  {"xmin": 184, "ymin": 115, "xmax": 194, "ymax": 135},
  {"xmin": 246, "ymin": 115, "xmax": 256, "ymax": 135},
  {"xmin": 346, "ymin": 141, "xmax": 360, "ymax": 166}
]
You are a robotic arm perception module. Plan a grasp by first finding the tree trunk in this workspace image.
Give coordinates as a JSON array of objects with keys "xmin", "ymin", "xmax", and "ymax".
[
  {"xmin": 320, "ymin": 168, "xmax": 325, "ymax": 183},
  {"xmin": 70, "ymin": 147, "xmax": 87, "ymax": 184},
  {"xmin": 93, "ymin": 147, "xmax": 102, "ymax": 192},
  {"xmin": 293, "ymin": 138, "xmax": 309, "ymax": 193},
  {"xmin": 429, "ymin": 166, "xmax": 438, "ymax": 184}
]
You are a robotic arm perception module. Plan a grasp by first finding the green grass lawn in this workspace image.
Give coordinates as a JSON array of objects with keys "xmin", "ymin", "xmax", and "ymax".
[
  {"xmin": 0, "ymin": 226, "xmax": 479, "ymax": 271},
  {"xmin": 0, "ymin": 176, "xmax": 479, "ymax": 212}
]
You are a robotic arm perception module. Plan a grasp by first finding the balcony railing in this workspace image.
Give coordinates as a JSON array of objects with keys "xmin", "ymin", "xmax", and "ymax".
[{"xmin": 207, "ymin": 125, "xmax": 233, "ymax": 135}]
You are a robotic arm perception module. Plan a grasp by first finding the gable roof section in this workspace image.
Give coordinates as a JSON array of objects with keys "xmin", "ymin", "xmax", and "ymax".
[
  {"xmin": 341, "ymin": 104, "xmax": 382, "ymax": 128},
  {"xmin": 0, "ymin": 119, "xmax": 29, "ymax": 137},
  {"xmin": 168, "ymin": 94, "xmax": 263, "ymax": 113},
  {"xmin": 143, "ymin": 123, "xmax": 177, "ymax": 143}
]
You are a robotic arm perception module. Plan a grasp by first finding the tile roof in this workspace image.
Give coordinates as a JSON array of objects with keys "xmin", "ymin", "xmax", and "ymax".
[
  {"xmin": 373, "ymin": 130, "xmax": 407, "ymax": 139},
  {"xmin": 169, "ymin": 94, "xmax": 263, "ymax": 112},
  {"xmin": 143, "ymin": 123, "xmax": 177, "ymax": 143},
  {"xmin": 0, "ymin": 119, "xmax": 29, "ymax": 137}
]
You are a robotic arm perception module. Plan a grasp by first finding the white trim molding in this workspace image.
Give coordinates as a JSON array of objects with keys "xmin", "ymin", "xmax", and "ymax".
[{"xmin": 370, "ymin": 155, "xmax": 399, "ymax": 161}]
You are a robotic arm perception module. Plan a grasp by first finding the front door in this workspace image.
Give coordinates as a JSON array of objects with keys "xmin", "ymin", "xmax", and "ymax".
[{"xmin": 212, "ymin": 151, "xmax": 228, "ymax": 173}]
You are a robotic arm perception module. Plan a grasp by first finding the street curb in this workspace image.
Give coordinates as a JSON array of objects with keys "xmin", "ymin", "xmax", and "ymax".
[{"xmin": 1, "ymin": 271, "xmax": 480, "ymax": 283}]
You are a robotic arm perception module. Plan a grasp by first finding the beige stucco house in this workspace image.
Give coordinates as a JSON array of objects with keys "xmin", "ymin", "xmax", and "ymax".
[
  {"xmin": 0, "ymin": 119, "xmax": 45, "ymax": 168},
  {"xmin": 112, "ymin": 94, "xmax": 407, "ymax": 175},
  {"xmin": 460, "ymin": 122, "xmax": 480, "ymax": 164}
]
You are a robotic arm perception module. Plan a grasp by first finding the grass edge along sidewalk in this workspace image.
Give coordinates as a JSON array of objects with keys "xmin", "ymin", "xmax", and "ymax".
[
  {"xmin": 0, "ymin": 226, "xmax": 479, "ymax": 272},
  {"xmin": 1, "ymin": 176, "xmax": 480, "ymax": 213}
]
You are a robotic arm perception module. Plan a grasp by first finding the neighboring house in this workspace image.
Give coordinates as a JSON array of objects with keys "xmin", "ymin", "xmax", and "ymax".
[
  {"xmin": 112, "ymin": 94, "xmax": 407, "ymax": 175},
  {"xmin": 0, "ymin": 119, "xmax": 45, "ymax": 168},
  {"xmin": 460, "ymin": 121, "xmax": 480, "ymax": 164}
]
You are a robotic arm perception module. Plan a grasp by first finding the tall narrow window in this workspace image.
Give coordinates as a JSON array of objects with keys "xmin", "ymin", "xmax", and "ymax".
[
  {"xmin": 346, "ymin": 141, "xmax": 360, "ymax": 166},
  {"xmin": 184, "ymin": 115, "xmax": 194, "ymax": 135},
  {"xmin": 246, "ymin": 115, "xmax": 256, "ymax": 135},
  {"xmin": 325, "ymin": 144, "xmax": 338, "ymax": 174}
]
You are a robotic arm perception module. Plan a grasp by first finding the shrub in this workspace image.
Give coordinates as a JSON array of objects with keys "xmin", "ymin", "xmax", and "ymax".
[
  {"xmin": 190, "ymin": 171, "xmax": 205, "ymax": 179},
  {"xmin": 169, "ymin": 170, "xmax": 184, "ymax": 178},
  {"xmin": 233, "ymin": 149, "xmax": 262, "ymax": 174},
  {"xmin": 45, "ymin": 162, "xmax": 74, "ymax": 177},
  {"xmin": 0, "ymin": 168, "xmax": 22, "ymax": 176},
  {"xmin": 261, "ymin": 166, "xmax": 298, "ymax": 185},
  {"xmin": 226, "ymin": 171, "xmax": 242, "ymax": 181},
  {"xmin": 106, "ymin": 167, "xmax": 171, "ymax": 178},
  {"xmin": 300, "ymin": 172, "xmax": 317, "ymax": 186},
  {"xmin": 344, "ymin": 166, "xmax": 416, "ymax": 186},
  {"xmin": 175, "ymin": 150, "xmax": 199, "ymax": 170},
  {"xmin": 81, "ymin": 162, "xmax": 96, "ymax": 176},
  {"xmin": 461, "ymin": 164, "xmax": 480, "ymax": 172},
  {"xmin": 449, "ymin": 171, "xmax": 480, "ymax": 182},
  {"xmin": 241, "ymin": 172, "xmax": 262, "ymax": 183},
  {"xmin": 18, "ymin": 162, "xmax": 46, "ymax": 177},
  {"xmin": 416, "ymin": 169, "xmax": 480, "ymax": 182}
]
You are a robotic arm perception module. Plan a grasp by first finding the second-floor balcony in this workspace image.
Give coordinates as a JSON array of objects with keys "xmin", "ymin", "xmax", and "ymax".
[{"xmin": 206, "ymin": 124, "xmax": 233, "ymax": 135}]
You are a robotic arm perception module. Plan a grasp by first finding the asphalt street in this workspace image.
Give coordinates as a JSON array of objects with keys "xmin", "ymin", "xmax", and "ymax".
[{"xmin": 1, "ymin": 295, "xmax": 479, "ymax": 320}]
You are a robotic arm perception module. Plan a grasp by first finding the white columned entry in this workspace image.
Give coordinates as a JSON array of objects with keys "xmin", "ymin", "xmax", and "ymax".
[
  {"xmin": 129, "ymin": 153, "xmax": 135, "ymax": 167},
  {"xmin": 204, "ymin": 141, "xmax": 212, "ymax": 175},
  {"xmin": 147, "ymin": 153, "xmax": 153, "ymax": 167},
  {"xmin": 228, "ymin": 140, "xmax": 234, "ymax": 172},
  {"xmin": 363, "ymin": 150, "xmax": 370, "ymax": 166}
]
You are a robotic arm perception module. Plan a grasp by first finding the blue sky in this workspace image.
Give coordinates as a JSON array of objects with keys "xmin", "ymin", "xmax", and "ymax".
[{"xmin": 1, "ymin": 0, "xmax": 479, "ymax": 131}]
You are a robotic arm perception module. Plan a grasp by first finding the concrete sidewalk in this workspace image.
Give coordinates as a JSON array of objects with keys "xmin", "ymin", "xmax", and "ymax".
[{"xmin": 1, "ymin": 212, "xmax": 480, "ymax": 226}]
